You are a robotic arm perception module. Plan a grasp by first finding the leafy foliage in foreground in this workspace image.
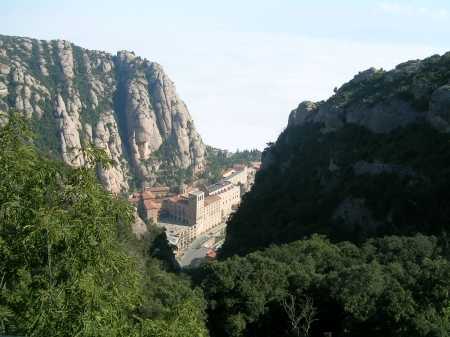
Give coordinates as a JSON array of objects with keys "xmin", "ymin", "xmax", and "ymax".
[
  {"xmin": 195, "ymin": 235, "xmax": 450, "ymax": 337},
  {"xmin": 0, "ymin": 115, "xmax": 208, "ymax": 336}
]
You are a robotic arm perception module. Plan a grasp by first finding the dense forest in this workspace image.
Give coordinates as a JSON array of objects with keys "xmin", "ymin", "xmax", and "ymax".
[
  {"xmin": 194, "ymin": 234, "xmax": 450, "ymax": 337},
  {"xmin": 0, "ymin": 114, "xmax": 208, "ymax": 336},
  {"xmin": 221, "ymin": 122, "xmax": 450, "ymax": 257}
]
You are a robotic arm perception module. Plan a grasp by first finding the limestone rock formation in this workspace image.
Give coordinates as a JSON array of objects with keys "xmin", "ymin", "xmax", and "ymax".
[
  {"xmin": 0, "ymin": 34, "xmax": 206, "ymax": 193},
  {"xmin": 288, "ymin": 52, "xmax": 450, "ymax": 134}
]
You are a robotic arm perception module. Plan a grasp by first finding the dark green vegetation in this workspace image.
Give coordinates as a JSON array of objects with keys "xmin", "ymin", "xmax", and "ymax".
[
  {"xmin": 201, "ymin": 146, "xmax": 261, "ymax": 183},
  {"xmin": 0, "ymin": 115, "xmax": 208, "ymax": 336},
  {"xmin": 195, "ymin": 235, "xmax": 450, "ymax": 337},
  {"xmin": 208, "ymin": 52, "xmax": 450, "ymax": 336},
  {"xmin": 221, "ymin": 52, "xmax": 450, "ymax": 258},
  {"xmin": 221, "ymin": 122, "xmax": 450, "ymax": 257}
]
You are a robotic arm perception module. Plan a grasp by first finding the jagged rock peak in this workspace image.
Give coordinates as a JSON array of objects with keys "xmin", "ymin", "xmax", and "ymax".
[
  {"xmin": 288, "ymin": 52, "xmax": 450, "ymax": 134},
  {"xmin": 0, "ymin": 34, "xmax": 206, "ymax": 193}
]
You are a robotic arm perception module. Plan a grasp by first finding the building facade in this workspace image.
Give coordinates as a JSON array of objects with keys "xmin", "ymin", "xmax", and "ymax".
[
  {"xmin": 162, "ymin": 190, "xmax": 224, "ymax": 237},
  {"xmin": 206, "ymin": 181, "xmax": 241, "ymax": 219},
  {"xmin": 130, "ymin": 163, "xmax": 260, "ymax": 254}
]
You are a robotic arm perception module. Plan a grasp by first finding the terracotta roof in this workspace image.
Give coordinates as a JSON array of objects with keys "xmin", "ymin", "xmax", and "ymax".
[
  {"xmin": 205, "ymin": 195, "xmax": 221, "ymax": 206},
  {"xmin": 143, "ymin": 199, "xmax": 162, "ymax": 210},
  {"xmin": 166, "ymin": 195, "xmax": 189, "ymax": 205},
  {"xmin": 206, "ymin": 249, "xmax": 217, "ymax": 258}
]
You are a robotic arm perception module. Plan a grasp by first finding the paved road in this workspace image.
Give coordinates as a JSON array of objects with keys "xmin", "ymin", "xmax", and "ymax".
[
  {"xmin": 178, "ymin": 223, "xmax": 227, "ymax": 268},
  {"xmin": 179, "ymin": 234, "xmax": 209, "ymax": 268}
]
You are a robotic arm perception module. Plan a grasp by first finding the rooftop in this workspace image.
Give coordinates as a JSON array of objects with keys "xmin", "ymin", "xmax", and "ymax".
[
  {"xmin": 250, "ymin": 161, "xmax": 262, "ymax": 169},
  {"xmin": 143, "ymin": 199, "xmax": 162, "ymax": 210},
  {"xmin": 233, "ymin": 164, "xmax": 246, "ymax": 170},
  {"xmin": 157, "ymin": 222, "xmax": 195, "ymax": 245},
  {"xmin": 167, "ymin": 195, "xmax": 189, "ymax": 205},
  {"xmin": 224, "ymin": 169, "xmax": 246, "ymax": 181},
  {"xmin": 206, "ymin": 180, "xmax": 232, "ymax": 193},
  {"xmin": 205, "ymin": 195, "xmax": 221, "ymax": 206},
  {"xmin": 189, "ymin": 190, "xmax": 204, "ymax": 196}
]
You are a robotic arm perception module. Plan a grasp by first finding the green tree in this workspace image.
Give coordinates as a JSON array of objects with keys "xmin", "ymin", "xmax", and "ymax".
[{"xmin": 0, "ymin": 114, "xmax": 208, "ymax": 337}]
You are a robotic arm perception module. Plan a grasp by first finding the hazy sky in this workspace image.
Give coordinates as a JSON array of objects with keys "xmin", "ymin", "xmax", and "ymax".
[{"xmin": 2, "ymin": 0, "xmax": 450, "ymax": 150}]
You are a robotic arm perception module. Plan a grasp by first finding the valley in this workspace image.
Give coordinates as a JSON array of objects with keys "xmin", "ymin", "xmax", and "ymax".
[{"xmin": 1, "ymin": 29, "xmax": 450, "ymax": 337}]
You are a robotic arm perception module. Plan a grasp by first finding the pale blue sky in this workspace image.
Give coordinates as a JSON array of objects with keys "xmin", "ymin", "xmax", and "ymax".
[{"xmin": 2, "ymin": 0, "xmax": 450, "ymax": 150}]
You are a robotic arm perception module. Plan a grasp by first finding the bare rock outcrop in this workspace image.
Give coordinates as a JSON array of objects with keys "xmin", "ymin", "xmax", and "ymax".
[
  {"xmin": 0, "ymin": 34, "xmax": 206, "ymax": 193},
  {"xmin": 289, "ymin": 96, "xmax": 419, "ymax": 134},
  {"xmin": 54, "ymin": 94, "xmax": 84, "ymax": 166},
  {"xmin": 288, "ymin": 53, "xmax": 450, "ymax": 134},
  {"xmin": 94, "ymin": 111, "xmax": 129, "ymax": 193},
  {"xmin": 288, "ymin": 101, "xmax": 318, "ymax": 127}
]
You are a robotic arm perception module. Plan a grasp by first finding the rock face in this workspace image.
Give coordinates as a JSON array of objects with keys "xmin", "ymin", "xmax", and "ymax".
[
  {"xmin": 0, "ymin": 35, "xmax": 206, "ymax": 193},
  {"xmin": 222, "ymin": 51, "xmax": 450, "ymax": 257},
  {"xmin": 287, "ymin": 53, "xmax": 450, "ymax": 134}
]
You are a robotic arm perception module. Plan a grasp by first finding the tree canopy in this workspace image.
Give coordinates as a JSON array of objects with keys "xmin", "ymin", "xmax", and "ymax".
[
  {"xmin": 0, "ymin": 114, "xmax": 208, "ymax": 337},
  {"xmin": 195, "ymin": 235, "xmax": 450, "ymax": 337}
]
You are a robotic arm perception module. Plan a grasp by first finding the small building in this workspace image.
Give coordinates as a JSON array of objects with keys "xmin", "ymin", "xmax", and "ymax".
[
  {"xmin": 162, "ymin": 222, "xmax": 198, "ymax": 254},
  {"xmin": 223, "ymin": 166, "xmax": 248, "ymax": 186}
]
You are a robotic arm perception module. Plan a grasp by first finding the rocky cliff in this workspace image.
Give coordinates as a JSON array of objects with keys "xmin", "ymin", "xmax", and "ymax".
[
  {"xmin": 0, "ymin": 34, "xmax": 206, "ymax": 193},
  {"xmin": 222, "ymin": 51, "xmax": 450, "ymax": 257}
]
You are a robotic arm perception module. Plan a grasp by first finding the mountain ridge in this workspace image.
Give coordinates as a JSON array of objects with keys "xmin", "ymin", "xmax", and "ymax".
[
  {"xmin": 221, "ymin": 51, "xmax": 450, "ymax": 257},
  {"xmin": 0, "ymin": 34, "xmax": 206, "ymax": 193}
]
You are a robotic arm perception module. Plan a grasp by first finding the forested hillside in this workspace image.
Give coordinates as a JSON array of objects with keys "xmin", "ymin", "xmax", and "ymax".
[
  {"xmin": 0, "ymin": 114, "xmax": 208, "ymax": 336},
  {"xmin": 221, "ymin": 52, "xmax": 450, "ymax": 258},
  {"xmin": 195, "ymin": 235, "xmax": 450, "ymax": 337}
]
